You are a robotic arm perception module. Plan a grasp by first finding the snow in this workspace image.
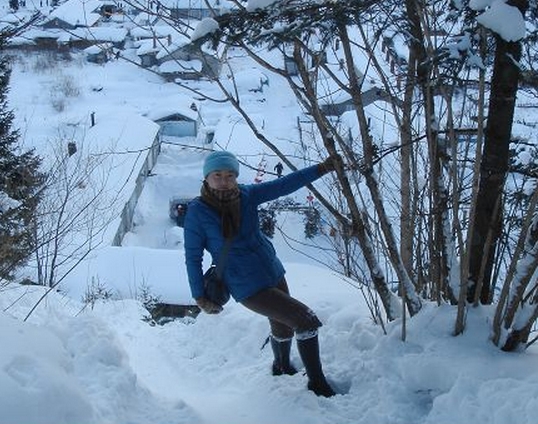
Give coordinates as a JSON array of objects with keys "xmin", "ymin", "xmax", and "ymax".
[
  {"xmin": 74, "ymin": 26, "xmax": 129, "ymax": 43},
  {"xmin": 83, "ymin": 42, "xmax": 112, "ymax": 54},
  {"xmin": 160, "ymin": 59, "xmax": 202, "ymax": 73},
  {"xmin": 4, "ymin": 274, "xmax": 538, "ymax": 424},
  {"xmin": 475, "ymin": 0, "xmax": 526, "ymax": 41},
  {"xmin": 191, "ymin": 18, "xmax": 219, "ymax": 42},
  {"xmin": 2, "ymin": 2, "xmax": 538, "ymax": 424},
  {"xmin": 0, "ymin": 191, "xmax": 20, "ymax": 212},
  {"xmin": 46, "ymin": 0, "xmax": 102, "ymax": 28}
]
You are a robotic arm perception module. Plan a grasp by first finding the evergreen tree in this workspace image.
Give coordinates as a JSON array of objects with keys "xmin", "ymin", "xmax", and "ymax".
[
  {"xmin": 9, "ymin": 0, "xmax": 19, "ymax": 12},
  {"xmin": 0, "ymin": 35, "xmax": 43, "ymax": 280},
  {"xmin": 304, "ymin": 207, "xmax": 321, "ymax": 239},
  {"xmin": 259, "ymin": 207, "xmax": 276, "ymax": 238}
]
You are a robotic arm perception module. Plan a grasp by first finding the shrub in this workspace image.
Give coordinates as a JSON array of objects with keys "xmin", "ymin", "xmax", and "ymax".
[{"xmin": 82, "ymin": 278, "xmax": 115, "ymax": 308}]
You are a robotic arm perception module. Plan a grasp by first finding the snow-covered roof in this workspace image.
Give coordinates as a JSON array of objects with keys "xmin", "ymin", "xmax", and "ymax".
[
  {"xmin": 72, "ymin": 26, "xmax": 128, "ymax": 42},
  {"xmin": 18, "ymin": 27, "xmax": 62, "ymax": 39},
  {"xmin": 0, "ymin": 13, "xmax": 24, "ymax": 25},
  {"xmin": 82, "ymin": 112, "xmax": 160, "ymax": 243},
  {"xmin": 131, "ymin": 27, "xmax": 191, "ymax": 57},
  {"xmin": 7, "ymin": 37, "xmax": 37, "ymax": 46},
  {"xmin": 83, "ymin": 42, "xmax": 113, "ymax": 54},
  {"xmin": 135, "ymin": 39, "xmax": 161, "ymax": 56},
  {"xmin": 159, "ymin": 59, "xmax": 202, "ymax": 73},
  {"xmin": 318, "ymin": 89, "xmax": 352, "ymax": 106},
  {"xmin": 130, "ymin": 25, "xmax": 182, "ymax": 39},
  {"xmin": 145, "ymin": 107, "xmax": 198, "ymax": 122},
  {"xmin": 157, "ymin": 0, "xmax": 225, "ymax": 8},
  {"xmin": 155, "ymin": 41, "xmax": 191, "ymax": 60},
  {"xmin": 15, "ymin": 24, "xmax": 127, "ymax": 45},
  {"xmin": 46, "ymin": 0, "xmax": 102, "ymax": 27},
  {"xmin": 8, "ymin": 27, "xmax": 60, "ymax": 46}
]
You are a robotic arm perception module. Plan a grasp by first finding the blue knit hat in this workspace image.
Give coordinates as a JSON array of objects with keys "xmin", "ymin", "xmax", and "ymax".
[{"xmin": 203, "ymin": 151, "xmax": 240, "ymax": 178}]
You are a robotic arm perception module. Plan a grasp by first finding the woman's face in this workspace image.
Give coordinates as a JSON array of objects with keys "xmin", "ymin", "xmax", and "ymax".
[{"xmin": 206, "ymin": 170, "xmax": 237, "ymax": 190}]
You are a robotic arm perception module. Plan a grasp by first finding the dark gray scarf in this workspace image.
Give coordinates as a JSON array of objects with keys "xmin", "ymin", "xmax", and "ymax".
[{"xmin": 200, "ymin": 181, "xmax": 241, "ymax": 239}]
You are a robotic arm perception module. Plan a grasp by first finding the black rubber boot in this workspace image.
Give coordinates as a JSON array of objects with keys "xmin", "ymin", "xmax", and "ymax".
[
  {"xmin": 297, "ymin": 335, "xmax": 336, "ymax": 397},
  {"xmin": 270, "ymin": 337, "xmax": 298, "ymax": 376}
]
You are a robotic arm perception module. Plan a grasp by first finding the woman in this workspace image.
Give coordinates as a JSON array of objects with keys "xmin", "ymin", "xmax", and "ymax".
[{"xmin": 184, "ymin": 150, "xmax": 339, "ymax": 397}]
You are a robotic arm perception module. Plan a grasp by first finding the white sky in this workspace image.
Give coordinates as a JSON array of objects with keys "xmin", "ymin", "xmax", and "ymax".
[{"xmin": 1, "ymin": 1, "xmax": 538, "ymax": 424}]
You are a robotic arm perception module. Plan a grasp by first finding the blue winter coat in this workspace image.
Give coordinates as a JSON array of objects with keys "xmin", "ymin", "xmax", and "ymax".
[{"xmin": 184, "ymin": 164, "xmax": 324, "ymax": 302}]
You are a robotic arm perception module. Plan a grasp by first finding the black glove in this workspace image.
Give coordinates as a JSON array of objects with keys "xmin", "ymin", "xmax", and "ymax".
[
  {"xmin": 195, "ymin": 297, "xmax": 223, "ymax": 314},
  {"xmin": 318, "ymin": 154, "xmax": 343, "ymax": 175}
]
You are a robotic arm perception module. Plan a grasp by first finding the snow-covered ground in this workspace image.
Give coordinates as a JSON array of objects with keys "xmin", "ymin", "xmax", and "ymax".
[
  {"xmin": 123, "ymin": 142, "xmax": 206, "ymax": 250},
  {"xmin": 4, "ymin": 267, "xmax": 538, "ymax": 424},
  {"xmin": 2, "ymin": 3, "xmax": 538, "ymax": 424}
]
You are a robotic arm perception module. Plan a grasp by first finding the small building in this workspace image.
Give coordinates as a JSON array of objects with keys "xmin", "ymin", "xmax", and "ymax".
[
  {"xmin": 135, "ymin": 36, "xmax": 171, "ymax": 67},
  {"xmin": 84, "ymin": 43, "xmax": 113, "ymax": 64},
  {"xmin": 145, "ymin": 108, "xmax": 199, "ymax": 141},
  {"xmin": 156, "ymin": 43, "xmax": 220, "ymax": 80},
  {"xmin": 42, "ymin": 16, "xmax": 76, "ymax": 30},
  {"xmin": 42, "ymin": 0, "xmax": 102, "ymax": 30},
  {"xmin": 72, "ymin": 27, "xmax": 128, "ymax": 49},
  {"xmin": 160, "ymin": 0, "xmax": 226, "ymax": 20},
  {"xmin": 139, "ymin": 50, "xmax": 158, "ymax": 67},
  {"xmin": 31, "ymin": 31, "xmax": 61, "ymax": 49},
  {"xmin": 320, "ymin": 87, "xmax": 395, "ymax": 116},
  {"xmin": 284, "ymin": 56, "xmax": 298, "ymax": 76},
  {"xmin": 99, "ymin": 0, "xmax": 123, "ymax": 18},
  {"xmin": 155, "ymin": 112, "xmax": 198, "ymax": 138},
  {"xmin": 131, "ymin": 24, "xmax": 220, "ymax": 80},
  {"xmin": 158, "ymin": 58, "xmax": 203, "ymax": 81}
]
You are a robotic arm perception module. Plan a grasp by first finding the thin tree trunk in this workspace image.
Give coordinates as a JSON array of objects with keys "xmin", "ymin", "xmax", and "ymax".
[
  {"xmin": 400, "ymin": 47, "xmax": 416, "ymax": 279},
  {"xmin": 338, "ymin": 23, "xmax": 422, "ymax": 316},
  {"xmin": 455, "ymin": 35, "xmax": 488, "ymax": 335},
  {"xmin": 288, "ymin": 42, "xmax": 400, "ymax": 320},
  {"xmin": 467, "ymin": 0, "xmax": 527, "ymax": 303},
  {"xmin": 404, "ymin": 0, "xmax": 451, "ymax": 302},
  {"xmin": 492, "ymin": 189, "xmax": 538, "ymax": 349}
]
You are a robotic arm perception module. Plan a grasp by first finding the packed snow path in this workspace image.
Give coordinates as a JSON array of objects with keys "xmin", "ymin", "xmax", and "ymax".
[
  {"xmin": 122, "ymin": 142, "xmax": 205, "ymax": 250},
  {"xmin": 103, "ymin": 268, "xmax": 364, "ymax": 424}
]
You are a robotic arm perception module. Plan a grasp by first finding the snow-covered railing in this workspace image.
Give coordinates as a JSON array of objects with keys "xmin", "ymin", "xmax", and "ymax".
[{"xmin": 112, "ymin": 135, "xmax": 161, "ymax": 246}]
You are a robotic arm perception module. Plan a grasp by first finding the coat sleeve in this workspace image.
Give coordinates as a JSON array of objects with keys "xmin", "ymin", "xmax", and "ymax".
[
  {"xmin": 249, "ymin": 164, "xmax": 322, "ymax": 205},
  {"xmin": 183, "ymin": 201, "xmax": 206, "ymax": 299}
]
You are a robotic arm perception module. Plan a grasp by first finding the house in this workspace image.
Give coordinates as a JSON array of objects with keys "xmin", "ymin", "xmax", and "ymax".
[
  {"xmin": 17, "ymin": 27, "xmax": 60, "ymax": 49},
  {"xmin": 284, "ymin": 56, "xmax": 298, "ymax": 76},
  {"xmin": 83, "ymin": 42, "xmax": 113, "ymax": 63},
  {"xmin": 134, "ymin": 36, "xmax": 172, "ymax": 67},
  {"xmin": 69, "ymin": 26, "xmax": 128, "ymax": 49},
  {"xmin": 155, "ymin": 112, "xmax": 198, "ymax": 139},
  {"xmin": 148, "ymin": 109, "xmax": 199, "ymax": 140},
  {"xmin": 138, "ymin": 50, "xmax": 159, "ymax": 67},
  {"xmin": 158, "ymin": 58, "xmax": 204, "ymax": 81},
  {"xmin": 156, "ymin": 43, "xmax": 220, "ymax": 79},
  {"xmin": 99, "ymin": 0, "xmax": 123, "ymax": 18},
  {"xmin": 13, "ymin": 1, "xmax": 126, "ymax": 51},
  {"xmin": 130, "ymin": 16, "xmax": 220, "ymax": 80},
  {"xmin": 42, "ymin": 0, "xmax": 102, "ymax": 30},
  {"xmin": 158, "ymin": 0, "xmax": 227, "ymax": 20},
  {"xmin": 320, "ymin": 87, "xmax": 395, "ymax": 116}
]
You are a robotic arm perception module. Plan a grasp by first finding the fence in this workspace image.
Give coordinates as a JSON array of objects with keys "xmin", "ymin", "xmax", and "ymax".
[{"xmin": 111, "ymin": 135, "xmax": 161, "ymax": 246}]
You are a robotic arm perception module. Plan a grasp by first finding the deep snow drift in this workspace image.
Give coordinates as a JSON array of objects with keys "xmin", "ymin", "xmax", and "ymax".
[{"xmin": 2, "ymin": 2, "xmax": 538, "ymax": 423}]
